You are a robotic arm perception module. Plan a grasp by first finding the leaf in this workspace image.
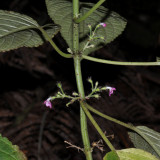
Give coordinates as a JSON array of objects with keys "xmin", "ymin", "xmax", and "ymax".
[
  {"xmin": 0, "ymin": 133, "xmax": 27, "ymax": 160},
  {"xmin": 156, "ymin": 57, "xmax": 160, "ymax": 62},
  {"xmin": 128, "ymin": 126, "xmax": 160, "ymax": 159},
  {"xmin": 0, "ymin": 10, "xmax": 60, "ymax": 52},
  {"xmin": 103, "ymin": 151, "xmax": 120, "ymax": 160},
  {"xmin": 45, "ymin": 0, "xmax": 127, "ymax": 55},
  {"xmin": 103, "ymin": 148, "xmax": 159, "ymax": 160}
]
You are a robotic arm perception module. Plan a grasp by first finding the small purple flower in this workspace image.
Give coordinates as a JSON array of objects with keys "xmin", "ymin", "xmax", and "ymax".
[
  {"xmin": 100, "ymin": 23, "xmax": 107, "ymax": 27},
  {"xmin": 106, "ymin": 87, "xmax": 116, "ymax": 96},
  {"xmin": 44, "ymin": 98, "xmax": 52, "ymax": 109}
]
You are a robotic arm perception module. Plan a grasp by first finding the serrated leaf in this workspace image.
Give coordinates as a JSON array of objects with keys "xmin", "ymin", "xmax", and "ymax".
[
  {"xmin": 0, "ymin": 133, "xmax": 27, "ymax": 160},
  {"xmin": 128, "ymin": 126, "xmax": 160, "ymax": 159},
  {"xmin": 45, "ymin": 0, "xmax": 127, "ymax": 55},
  {"xmin": 103, "ymin": 148, "xmax": 159, "ymax": 160},
  {"xmin": 0, "ymin": 10, "xmax": 60, "ymax": 52}
]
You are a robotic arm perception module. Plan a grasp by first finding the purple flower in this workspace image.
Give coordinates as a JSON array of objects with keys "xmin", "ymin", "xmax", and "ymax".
[
  {"xmin": 100, "ymin": 23, "xmax": 107, "ymax": 27},
  {"xmin": 44, "ymin": 98, "xmax": 52, "ymax": 109},
  {"xmin": 106, "ymin": 87, "xmax": 116, "ymax": 96}
]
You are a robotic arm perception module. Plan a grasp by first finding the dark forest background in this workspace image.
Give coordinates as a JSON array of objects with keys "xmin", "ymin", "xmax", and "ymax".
[{"xmin": 0, "ymin": 0, "xmax": 160, "ymax": 159}]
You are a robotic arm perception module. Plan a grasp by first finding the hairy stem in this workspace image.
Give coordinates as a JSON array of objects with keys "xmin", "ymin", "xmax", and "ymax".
[
  {"xmin": 74, "ymin": 0, "xmax": 106, "ymax": 23},
  {"xmin": 73, "ymin": 0, "xmax": 93, "ymax": 159},
  {"xmin": 82, "ymin": 55, "xmax": 160, "ymax": 66},
  {"xmin": 39, "ymin": 27, "xmax": 72, "ymax": 58},
  {"xmin": 85, "ymin": 103, "xmax": 134, "ymax": 130},
  {"xmin": 74, "ymin": 56, "xmax": 93, "ymax": 160}
]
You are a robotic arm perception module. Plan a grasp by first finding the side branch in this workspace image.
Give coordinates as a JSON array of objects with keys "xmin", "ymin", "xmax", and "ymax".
[
  {"xmin": 39, "ymin": 27, "xmax": 72, "ymax": 58},
  {"xmin": 74, "ymin": 0, "xmax": 106, "ymax": 23},
  {"xmin": 82, "ymin": 55, "xmax": 160, "ymax": 66}
]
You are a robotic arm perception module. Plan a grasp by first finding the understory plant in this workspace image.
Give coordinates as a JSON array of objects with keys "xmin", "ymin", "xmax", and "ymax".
[{"xmin": 0, "ymin": 0, "xmax": 160, "ymax": 159}]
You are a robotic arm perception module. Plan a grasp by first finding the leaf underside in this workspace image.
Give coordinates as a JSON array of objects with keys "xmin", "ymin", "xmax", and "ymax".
[
  {"xmin": 104, "ymin": 148, "xmax": 159, "ymax": 160},
  {"xmin": 0, "ymin": 134, "xmax": 27, "ymax": 160},
  {"xmin": 128, "ymin": 126, "xmax": 160, "ymax": 159},
  {"xmin": 45, "ymin": 0, "xmax": 127, "ymax": 55},
  {"xmin": 0, "ymin": 10, "xmax": 60, "ymax": 52}
]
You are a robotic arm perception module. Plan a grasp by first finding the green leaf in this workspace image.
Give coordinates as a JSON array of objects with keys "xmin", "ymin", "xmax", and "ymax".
[
  {"xmin": 103, "ymin": 151, "xmax": 120, "ymax": 160},
  {"xmin": 45, "ymin": 0, "xmax": 127, "ymax": 55},
  {"xmin": 0, "ymin": 133, "xmax": 27, "ymax": 160},
  {"xmin": 0, "ymin": 10, "xmax": 60, "ymax": 52},
  {"xmin": 128, "ymin": 126, "xmax": 160, "ymax": 158},
  {"xmin": 156, "ymin": 57, "xmax": 160, "ymax": 62},
  {"xmin": 103, "ymin": 148, "xmax": 159, "ymax": 160}
]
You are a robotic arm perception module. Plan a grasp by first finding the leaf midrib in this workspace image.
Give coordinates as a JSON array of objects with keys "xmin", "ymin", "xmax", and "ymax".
[{"xmin": 0, "ymin": 26, "xmax": 39, "ymax": 38}]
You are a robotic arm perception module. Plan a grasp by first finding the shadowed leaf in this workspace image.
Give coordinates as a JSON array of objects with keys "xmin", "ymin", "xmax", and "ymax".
[
  {"xmin": 45, "ymin": 0, "xmax": 127, "ymax": 55},
  {"xmin": 0, "ymin": 10, "xmax": 60, "ymax": 52},
  {"xmin": 128, "ymin": 126, "xmax": 160, "ymax": 158}
]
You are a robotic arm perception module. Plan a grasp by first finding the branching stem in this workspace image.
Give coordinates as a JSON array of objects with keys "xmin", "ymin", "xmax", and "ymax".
[
  {"xmin": 82, "ymin": 55, "xmax": 160, "ymax": 66},
  {"xmin": 39, "ymin": 27, "xmax": 72, "ymax": 58},
  {"xmin": 74, "ymin": 0, "xmax": 106, "ymax": 23},
  {"xmin": 80, "ymin": 101, "xmax": 116, "ymax": 151}
]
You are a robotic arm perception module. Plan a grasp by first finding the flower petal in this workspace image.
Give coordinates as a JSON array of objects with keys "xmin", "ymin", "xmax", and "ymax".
[
  {"xmin": 44, "ymin": 98, "xmax": 52, "ymax": 109},
  {"xmin": 106, "ymin": 87, "xmax": 116, "ymax": 96},
  {"xmin": 100, "ymin": 23, "xmax": 107, "ymax": 27}
]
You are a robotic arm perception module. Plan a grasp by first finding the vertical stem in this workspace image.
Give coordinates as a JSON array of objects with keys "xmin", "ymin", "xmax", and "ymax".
[
  {"xmin": 74, "ymin": 56, "xmax": 93, "ymax": 160},
  {"xmin": 74, "ymin": 0, "xmax": 106, "ymax": 23},
  {"xmin": 73, "ymin": 1, "xmax": 92, "ymax": 159}
]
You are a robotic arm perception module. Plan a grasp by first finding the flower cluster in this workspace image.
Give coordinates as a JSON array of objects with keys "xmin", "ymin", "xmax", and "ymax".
[
  {"xmin": 82, "ymin": 22, "xmax": 107, "ymax": 52},
  {"xmin": 43, "ymin": 83, "xmax": 81, "ymax": 109},
  {"xmin": 43, "ymin": 78, "xmax": 116, "ymax": 109},
  {"xmin": 86, "ymin": 78, "xmax": 116, "ymax": 99}
]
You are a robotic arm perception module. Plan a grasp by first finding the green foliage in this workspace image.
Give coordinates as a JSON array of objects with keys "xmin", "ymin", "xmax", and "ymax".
[
  {"xmin": 128, "ymin": 126, "xmax": 160, "ymax": 158},
  {"xmin": 0, "ymin": 134, "xmax": 27, "ymax": 160},
  {"xmin": 103, "ymin": 151, "xmax": 120, "ymax": 160},
  {"xmin": 0, "ymin": 10, "xmax": 60, "ymax": 52},
  {"xmin": 45, "ymin": 0, "xmax": 127, "ymax": 55},
  {"xmin": 103, "ymin": 148, "xmax": 159, "ymax": 160}
]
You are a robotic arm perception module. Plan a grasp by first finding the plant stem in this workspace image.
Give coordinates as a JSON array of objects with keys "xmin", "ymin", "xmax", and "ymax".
[
  {"xmin": 80, "ymin": 101, "xmax": 116, "ymax": 151},
  {"xmin": 74, "ymin": 0, "xmax": 106, "ymax": 23},
  {"xmin": 85, "ymin": 103, "xmax": 134, "ymax": 130},
  {"xmin": 73, "ymin": 0, "xmax": 93, "ymax": 159},
  {"xmin": 86, "ymin": 103, "xmax": 160, "ymax": 157},
  {"xmin": 39, "ymin": 27, "xmax": 72, "ymax": 58},
  {"xmin": 82, "ymin": 55, "xmax": 160, "ymax": 66},
  {"xmin": 74, "ymin": 56, "xmax": 93, "ymax": 160}
]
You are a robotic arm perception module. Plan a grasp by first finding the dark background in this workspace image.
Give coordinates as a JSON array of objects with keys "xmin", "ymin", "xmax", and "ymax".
[{"xmin": 0, "ymin": 0, "xmax": 160, "ymax": 159}]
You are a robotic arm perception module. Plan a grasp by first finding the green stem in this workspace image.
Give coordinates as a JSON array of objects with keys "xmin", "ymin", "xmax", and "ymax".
[
  {"xmin": 86, "ymin": 103, "xmax": 160, "ymax": 157},
  {"xmin": 82, "ymin": 55, "xmax": 160, "ymax": 66},
  {"xmin": 85, "ymin": 103, "xmax": 134, "ymax": 130},
  {"xmin": 80, "ymin": 101, "xmax": 116, "ymax": 151},
  {"xmin": 74, "ymin": 0, "xmax": 106, "ymax": 23},
  {"xmin": 73, "ymin": 1, "xmax": 93, "ymax": 159},
  {"xmin": 74, "ymin": 56, "xmax": 93, "ymax": 160},
  {"xmin": 39, "ymin": 27, "xmax": 72, "ymax": 58},
  {"xmin": 73, "ymin": 0, "xmax": 79, "ymax": 19}
]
